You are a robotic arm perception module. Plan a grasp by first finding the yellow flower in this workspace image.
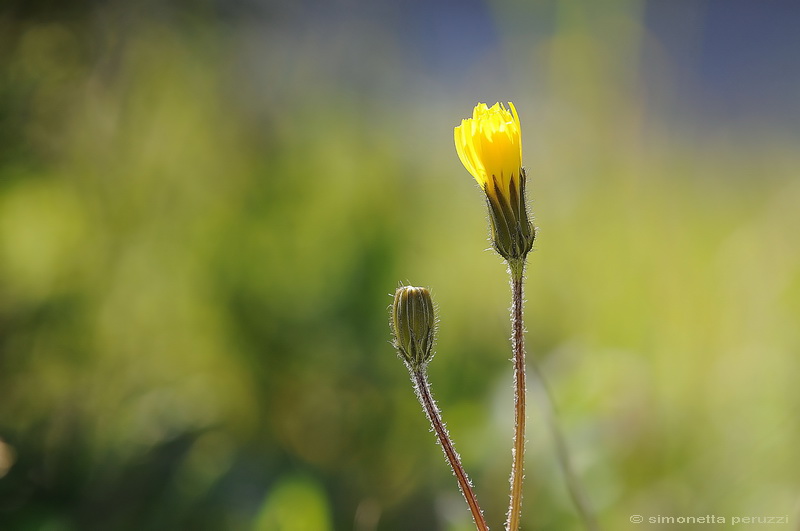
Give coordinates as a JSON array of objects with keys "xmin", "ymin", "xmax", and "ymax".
[
  {"xmin": 454, "ymin": 102, "xmax": 522, "ymax": 201},
  {"xmin": 454, "ymin": 102, "xmax": 534, "ymax": 264}
]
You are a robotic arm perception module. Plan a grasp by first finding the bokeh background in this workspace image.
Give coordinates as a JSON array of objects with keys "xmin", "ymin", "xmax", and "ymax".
[{"xmin": 1, "ymin": 0, "xmax": 799, "ymax": 529}]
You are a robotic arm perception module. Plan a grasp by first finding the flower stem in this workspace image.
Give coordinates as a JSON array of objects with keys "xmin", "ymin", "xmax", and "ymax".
[
  {"xmin": 506, "ymin": 259, "xmax": 599, "ymax": 531},
  {"xmin": 412, "ymin": 368, "xmax": 490, "ymax": 531},
  {"xmin": 506, "ymin": 260, "xmax": 526, "ymax": 531}
]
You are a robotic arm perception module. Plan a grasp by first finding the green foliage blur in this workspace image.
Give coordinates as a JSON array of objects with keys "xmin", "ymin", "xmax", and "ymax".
[{"xmin": 1, "ymin": 1, "xmax": 799, "ymax": 530}]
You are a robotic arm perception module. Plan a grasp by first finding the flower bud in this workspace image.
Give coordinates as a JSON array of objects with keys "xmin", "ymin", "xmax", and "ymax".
[{"xmin": 391, "ymin": 286, "xmax": 436, "ymax": 369}]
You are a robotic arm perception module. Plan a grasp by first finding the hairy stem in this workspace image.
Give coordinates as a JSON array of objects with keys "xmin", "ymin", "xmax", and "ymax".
[
  {"xmin": 506, "ymin": 261, "xmax": 526, "ymax": 531},
  {"xmin": 412, "ymin": 368, "xmax": 490, "ymax": 531},
  {"xmin": 506, "ymin": 259, "xmax": 599, "ymax": 530}
]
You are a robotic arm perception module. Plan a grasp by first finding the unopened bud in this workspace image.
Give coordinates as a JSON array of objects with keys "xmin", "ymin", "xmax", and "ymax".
[{"xmin": 391, "ymin": 286, "xmax": 436, "ymax": 369}]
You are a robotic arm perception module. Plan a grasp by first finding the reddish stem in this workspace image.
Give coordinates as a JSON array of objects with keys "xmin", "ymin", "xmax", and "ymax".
[{"xmin": 413, "ymin": 369, "xmax": 490, "ymax": 531}]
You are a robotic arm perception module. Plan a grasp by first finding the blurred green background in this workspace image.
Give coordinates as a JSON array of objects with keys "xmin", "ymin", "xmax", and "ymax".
[{"xmin": 1, "ymin": 0, "xmax": 799, "ymax": 529}]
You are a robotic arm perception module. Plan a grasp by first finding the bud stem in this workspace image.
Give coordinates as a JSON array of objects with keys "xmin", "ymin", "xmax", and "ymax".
[
  {"xmin": 506, "ymin": 262, "xmax": 527, "ymax": 531},
  {"xmin": 412, "ymin": 368, "xmax": 490, "ymax": 531}
]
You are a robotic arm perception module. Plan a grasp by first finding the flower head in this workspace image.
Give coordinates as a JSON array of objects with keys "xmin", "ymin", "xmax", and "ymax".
[
  {"xmin": 391, "ymin": 285, "xmax": 436, "ymax": 370},
  {"xmin": 454, "ymin": 102, "xmax": 534, "ymax": 264},
  {"xmin": 454, "ymin": 102, "xmax": 522, "ymax": 200}
]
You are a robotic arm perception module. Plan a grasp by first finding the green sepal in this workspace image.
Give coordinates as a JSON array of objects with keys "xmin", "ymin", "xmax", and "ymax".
[{"xmin": 484, "ymin": 170, "xmax": 535, "ymax": 263}]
